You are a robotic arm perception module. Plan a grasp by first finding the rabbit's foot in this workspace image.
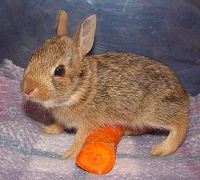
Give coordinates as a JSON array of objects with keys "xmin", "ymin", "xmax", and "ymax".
[
  {"xmin": 62, "ymin": 145, "xmax": 81, "ymax": 159},
  {"xmin": 151, "ymin": 143, "xmax": 174, "ymax": 156},
  {"xmin": 42, "ymin": 123, "xmax": 65, "ymax": 134}
]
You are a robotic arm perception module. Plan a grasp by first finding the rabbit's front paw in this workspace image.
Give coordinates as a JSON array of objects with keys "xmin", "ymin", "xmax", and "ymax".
[
  {"xmin": 62, "ymin": 145, "xmax": 81, "ymax": 159},
  {"xmin": 42, "ymin": 123, "xmax": 64, "ymax": 135}
]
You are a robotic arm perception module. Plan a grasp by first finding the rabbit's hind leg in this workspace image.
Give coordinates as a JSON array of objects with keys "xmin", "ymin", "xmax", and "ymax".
[{"xmin": 150, "ymin": 109, "xmax": 189, "ymax": 156}]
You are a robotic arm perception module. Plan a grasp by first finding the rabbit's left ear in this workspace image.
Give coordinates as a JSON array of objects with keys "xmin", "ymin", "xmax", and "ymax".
[
  {"xmin": 56, "ymin": 10, "xmax": 68, "ymax": 36},
  {"xmin": 74, "ymin": 15, "xmax": 96, "ymax": 55}
]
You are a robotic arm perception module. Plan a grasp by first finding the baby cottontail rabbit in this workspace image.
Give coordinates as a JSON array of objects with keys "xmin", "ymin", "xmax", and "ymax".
[{"xmin": 21, "ymin": 10, "xmax": 190, "ymax": 159}]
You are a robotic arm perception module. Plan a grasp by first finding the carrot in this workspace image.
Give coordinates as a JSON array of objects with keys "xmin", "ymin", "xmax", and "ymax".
[{"xmin": 76, "ymin": 125, "xmax": 125, "ymax": 174}]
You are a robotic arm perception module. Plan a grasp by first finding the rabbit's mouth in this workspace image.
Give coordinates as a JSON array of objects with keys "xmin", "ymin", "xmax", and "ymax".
[
  {"xmin": 22, "ymin": 90, "xmax": 82, "ymax": 109},
  {"xmin": 23, "ymin": 95, "xmax": 42, "ymax": 106},
  {"xmin": 21, "ymin": 92, "xmax": 50, "ymax": 109},
  {"xmin": 23, "ymin": 97, "xmax": 54, "ymax": 109}
]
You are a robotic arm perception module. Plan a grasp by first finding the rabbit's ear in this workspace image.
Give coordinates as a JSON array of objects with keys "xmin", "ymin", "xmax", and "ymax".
[
  {"xmin": 74, "ymin": 15, "xmax": 96, "ymax": 55},
  {"xmin": 56, "ymin": 10, "xmax": 68, "ymax": 36}
]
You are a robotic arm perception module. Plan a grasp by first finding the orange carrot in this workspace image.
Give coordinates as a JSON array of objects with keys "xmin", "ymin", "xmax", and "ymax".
[{"xmin": 76, "ymin": 125, "xmax": 125, "ymax": 174}]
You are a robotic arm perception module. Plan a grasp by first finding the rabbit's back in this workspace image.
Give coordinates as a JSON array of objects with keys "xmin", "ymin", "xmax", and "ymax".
[{"xmin": 87, "ymin": 52, "xmax": 189, "ymax": 121}]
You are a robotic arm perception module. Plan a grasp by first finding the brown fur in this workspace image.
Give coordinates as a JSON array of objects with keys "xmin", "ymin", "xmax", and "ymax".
[{"xmin": 21, "ymin": 10, "xmax": 190, "ymax": 159}]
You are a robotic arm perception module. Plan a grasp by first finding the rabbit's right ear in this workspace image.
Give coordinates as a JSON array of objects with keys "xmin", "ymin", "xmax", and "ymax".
[
  {"xmin": 74, "ymin": 15, "xmax": 96, "ymax": 55},
  {"xmin": 56, "ymin": 10, "xmax": 68, "ymax": 36}
]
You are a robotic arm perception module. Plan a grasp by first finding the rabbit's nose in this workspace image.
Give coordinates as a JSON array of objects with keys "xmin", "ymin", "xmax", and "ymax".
[
  {"xmin": 24, "ymin": 87, "xmax": 38, "ymax": 98},
  {"xmin": 22, "ymin": 77, "xmax": 39, "ymax": 98}
]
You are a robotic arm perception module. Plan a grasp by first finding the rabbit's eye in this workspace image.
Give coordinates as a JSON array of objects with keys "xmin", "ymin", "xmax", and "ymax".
[{"xmin": 54, "ymin": 65, "xmax": 65, "ymax": 76}]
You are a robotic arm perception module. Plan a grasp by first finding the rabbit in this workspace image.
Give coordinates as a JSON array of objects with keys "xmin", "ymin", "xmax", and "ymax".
[{"xmin": 21, "ymin": 10, "xmax": 190, "ymax": 159}]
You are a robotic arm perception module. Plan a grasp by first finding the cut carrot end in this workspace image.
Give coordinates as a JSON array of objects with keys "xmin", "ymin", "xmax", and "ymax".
[
  {"xmin": 76, "ymin": 125, "xmax": 125, "ymax": 174},
  {"xmin": 76, "ymin": 143, "xmax": 115, "ymax": 174}
]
